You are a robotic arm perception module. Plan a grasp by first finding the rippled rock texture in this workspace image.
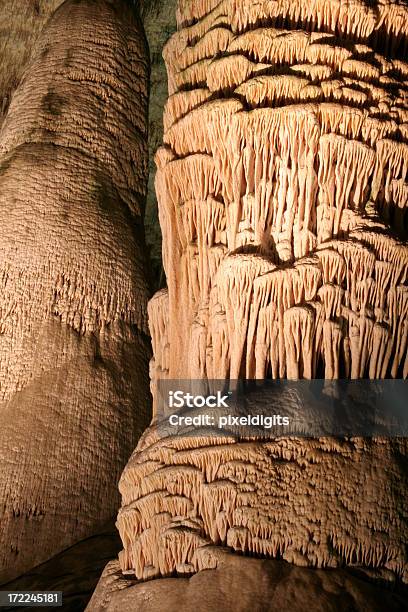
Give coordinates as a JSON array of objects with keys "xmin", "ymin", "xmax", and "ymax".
[
  {"xmin": 0, "ymin": 0, "xmax": 151, "ymax": 583},
  {"xmin": 110, "ymin": 0, "xmax": 408, "ymax": 598},
  {"xmin": 88, "ymin": 547, "xmax": 408, "ymax": 612}
]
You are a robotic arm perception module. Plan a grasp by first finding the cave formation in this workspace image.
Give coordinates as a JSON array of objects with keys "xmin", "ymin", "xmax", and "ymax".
[
  {"xmin": 0, "ymin": 0, "xmax": 407, "ymax": 611},
  {"xmin": 0, "ymin": 0, "xmax": 151, "ymax": 584},
  {"xmin": 97, "ymin": 0, "xmax": 408, "ymax": 608}
]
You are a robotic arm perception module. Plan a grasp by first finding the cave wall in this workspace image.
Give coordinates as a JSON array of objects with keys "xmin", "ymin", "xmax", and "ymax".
[{"xmin": 140, "ymin": 0, "xmax": 178, "ymax": 286}]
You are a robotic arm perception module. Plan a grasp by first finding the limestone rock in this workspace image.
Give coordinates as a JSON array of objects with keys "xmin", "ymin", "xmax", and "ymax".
[
  {"xmin": 87, "ymin": 548, "xmax": 408, "ymax": 612},
  {"xmin": 154, "ymin": 0, "xmax": 408, "ymax": 384},
  {"xmin": 0, "ymin": 0, "xmax": 178, "ymax": 290},
  {"xmin": 116, "ymin": 433, "xmax": 408, "ymax": 583},
  {"xmin": 140, "ymin": 0, "xmax": 177, "ymax": 286},
  {"xmin": 3, "ymin": 520, "xmax": 122, "ymax": 612},
  {"xmin": 0, "ymin": 0, "xmax": 151, "ymax": 583},
  {"xmin": 113, "ymin": 0, "xmax": 408, "ymax": 590},
  {"xmin": 0, "ymin": 1, "xmax": 65, "ymax": 127}
]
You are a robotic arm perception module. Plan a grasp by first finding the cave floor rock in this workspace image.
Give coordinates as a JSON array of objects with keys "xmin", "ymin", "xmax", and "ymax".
[
  {"xmin": 87, "ymin": 547, "xmax": 408, "ymax": 612},
  {"xmin": 1, "ymin": 521, "xmax": 121, "ymax": 612}
]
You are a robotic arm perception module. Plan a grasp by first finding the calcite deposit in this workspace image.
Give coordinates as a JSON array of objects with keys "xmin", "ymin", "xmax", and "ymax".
[
  {"xmin": 112, "ymin": 0, "xmax": 408, "ymax": 592},
  {"xmin": 153, "ymin": 0, "xmax": 408, "ymax": 384},
  {"xmin": 0, "ymin": 0, "xmax": 65, "ymax": 127},
  {"xmin": 0, "ymin": 0, "xmax": 151, "ymax": 583},
  {"xmin": 88, "ymin": 549, "xmax": 407, "ymax": 612}
]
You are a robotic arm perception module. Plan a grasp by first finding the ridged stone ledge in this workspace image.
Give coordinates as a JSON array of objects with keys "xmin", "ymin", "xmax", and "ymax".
[
  {"xmin": 87, "ymin": 546, "xmax": 408, "ymax": 612},
  {"xmin": 116, "ymin": 432, "xmax": 408, "ymax": 583}
]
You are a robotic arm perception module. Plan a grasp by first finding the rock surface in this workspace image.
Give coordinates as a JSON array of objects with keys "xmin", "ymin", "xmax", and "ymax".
[
  {"xmin": 140, "ymin": 0, "xmax": 177, "ymax": 287},
  {"xmin": 1, "ymin": 0, "xmax": 407, "ymax": 608},
  {"xmin": 2, "ymin": 521, "xmax": 121, "ymax": 612},
  {"xmin": 0, "ymin": 0, "xmax": 176, "ymax": 289},
  {"xmin": 0, "ymin": 0, "xmax": 151, "ymax": 583},
  {"xmin": 151, "ymin": 0, "xmax": 408, "ymax": 384},
  {"xmin": 113, "ymin": 0, "xmax": 408, "ymax": 595},
  {"xmin": 116, "ymin": 433, "xmax": 408, "ymax": 583},
  {"xmin": 0, "ymin": 1, "xmax": 65, "ymax": 127},
  {"xmin": 87, "ymin": 547, "xmax": 408, "ymax": 612}
]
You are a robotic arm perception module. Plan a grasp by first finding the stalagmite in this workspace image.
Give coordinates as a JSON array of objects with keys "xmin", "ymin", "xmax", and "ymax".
[
  {"xmin": 0, "ymin": 0, "xmax": 151, "ymax": 584},
  {"xmin": 96, "ymin": 0, "xmax": 408, "ymax": 598}
]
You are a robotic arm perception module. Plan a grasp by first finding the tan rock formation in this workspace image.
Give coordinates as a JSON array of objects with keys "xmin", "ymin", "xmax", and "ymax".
[
  {"xmin": 156, "ymin": 0, "xmax": 408, "ymax": 383},
  {"xmin": 88, "ymin": 549, "xmax": 407, "ymax": 612},
  {"xmin": 116, "ymin": 433, "xmax": 408, "ymax": 583},
  {"xmin": 0, "ymin": 1, "xmax": 65, "ymax": 126},
  {"xmin": 106, "ymin": 0, "xmax": 408, "ymax": 594},
  {"xmin": 0, "ymin": 1, "xmax": 177, "ymax": 290},
  {"xmin": 0, "ymin": 0, "xmax": 151, "ymax": 583}
]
